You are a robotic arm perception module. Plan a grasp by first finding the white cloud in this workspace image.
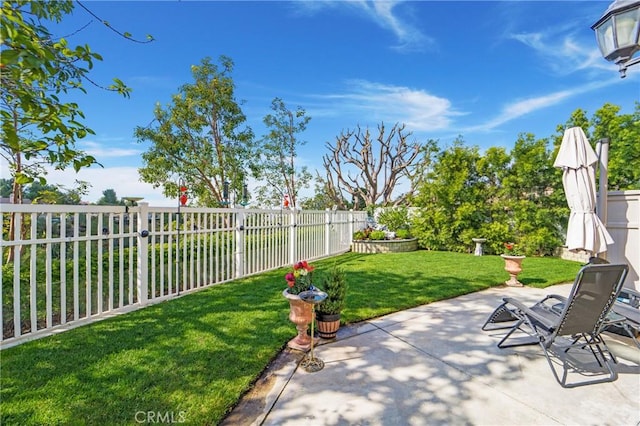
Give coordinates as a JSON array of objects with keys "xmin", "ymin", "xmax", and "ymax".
[
  {"xmin": 81, "ymin": 141, "xmax": 142, "ymax": 158},
  {"xmin": 467, "ymin": 78, "xmax": 621, "ymax": 133},
  {"xmin": 323, "ymin": 80, "xmax": 460, "ymax": 131},
  {"xmin": 356, "ymin": 0, "xmax": 433, "ymax": 52},
  {"xmin": 295, "ymin": 0, "xmax": 433, "ymax": 52},
  {"xmin": 470, "ymin": 91, "xmax": 572, "ymax": 132},
  {"xmin": 509, "ymin": 30, "xmax": 612, "ymax": 75}
]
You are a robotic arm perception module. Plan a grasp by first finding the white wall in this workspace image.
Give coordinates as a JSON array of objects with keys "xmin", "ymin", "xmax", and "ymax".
[{"xmin": 606, "ymin": 190, "xmax": 640, "ymax": 290}]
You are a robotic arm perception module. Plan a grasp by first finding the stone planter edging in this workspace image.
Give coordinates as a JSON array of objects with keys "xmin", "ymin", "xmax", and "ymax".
[{"xmin": 351, "ymin": 238, "xmax": 418, "ymax": 254}]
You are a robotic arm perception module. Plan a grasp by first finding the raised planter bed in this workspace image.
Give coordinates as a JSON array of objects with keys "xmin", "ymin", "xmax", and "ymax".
[{"xmin": 351, "ymin": 238, "xmax": 418, "ymax": 254}]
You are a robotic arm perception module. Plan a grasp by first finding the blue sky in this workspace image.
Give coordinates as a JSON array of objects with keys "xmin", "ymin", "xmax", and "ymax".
[{"xmin": 7, "ymin": 0, "xmax": 639, "ymax": 206}]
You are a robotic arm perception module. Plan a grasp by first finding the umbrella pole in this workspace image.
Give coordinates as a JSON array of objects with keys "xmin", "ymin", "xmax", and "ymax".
[{"xmin": 596, "ymin": 138, "xmax": 610, "ymax": 260}]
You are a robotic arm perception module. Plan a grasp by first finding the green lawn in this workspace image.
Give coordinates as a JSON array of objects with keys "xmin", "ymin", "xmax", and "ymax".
[{"xmin": 0, "ymin": 251, "xmax": 582, "ymax": 425}]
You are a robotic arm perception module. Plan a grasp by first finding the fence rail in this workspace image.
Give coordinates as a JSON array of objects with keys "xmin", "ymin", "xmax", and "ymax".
[{"xmin": 0, "ymin": 203, "xmax": 367, "ymax": 348}]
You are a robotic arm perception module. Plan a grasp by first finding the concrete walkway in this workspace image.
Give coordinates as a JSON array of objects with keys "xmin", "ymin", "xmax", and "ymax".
[{"xmin": 222, "ymin": 284, "xmax": 640, "ymax": 426}]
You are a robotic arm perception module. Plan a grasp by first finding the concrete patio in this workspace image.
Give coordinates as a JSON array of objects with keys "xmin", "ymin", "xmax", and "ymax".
[{"xmin": 223, "ymin": 283, "xmax": 640, "ymax": 425}]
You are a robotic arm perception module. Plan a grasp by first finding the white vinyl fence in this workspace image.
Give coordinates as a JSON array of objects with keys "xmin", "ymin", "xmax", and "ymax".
[{"xmin": 0, "ymin": 203, "xmax": 367, "ymax": 348}]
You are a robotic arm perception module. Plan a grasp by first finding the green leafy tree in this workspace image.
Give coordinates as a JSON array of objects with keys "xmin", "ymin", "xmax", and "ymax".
[
  {"xmin": 22, "ymin": 180, "xmax": 88, "ymax": 204},
  {"xmin": 23, "ymin": 181, "xmax": 64, "ymax": 204},
  {"xmin": 501, "ymin": 133, "xmax": 565, "ymax": 255},
  {"xmin": 551, "ymin": 104, "xmax": 639, "ymax": 191},
  {"xmin": 300, "ymin": 180, "xmax": 336, "ymax": 210},
  {"xmin": 411, "ymin": 135, "xmax": 564, "ymax": 256},
  {"xmin": 134, "ymin": 56, "xmax": 255, "ymax": 206},
  {"xmin": 1, "ymin": 1, "xmax": 147, "ymax": 261},
  {"xmin": 412, "ymin": 138, "xmax": 489, "ymax": 252},
  {"xmin": 553, "ymin": 108, "xmax": 591, "ymax": 143},
  {"xmin": 473, "ymin": 146, "xmax": 511, "ymax": 251},
  {"xmin": 0, "ymin": 178, "xmax": 12, "ymax": 198},
  {"xmin": 397, "ymin": 102, "xmax": 636, "ymax": 257},
  {"xmin": 0, "ymin": 1, "xmax": 134, "ymax": 205},
  {"xmin": 253, "ymin": 98, "xmax": 312, "ymax": 208},
  {"xmin": 591, "ymin": 102, "xmax": 640, "ymax": 190},
  {"xmin": 96, "ymin": 189, "xmax": 122, "ymax": 205}
]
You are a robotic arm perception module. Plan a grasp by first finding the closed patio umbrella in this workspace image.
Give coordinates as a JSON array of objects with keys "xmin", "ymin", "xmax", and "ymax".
[{"xmin": 553, "ymin": 127, "xmax": 613, "ymax": 255}]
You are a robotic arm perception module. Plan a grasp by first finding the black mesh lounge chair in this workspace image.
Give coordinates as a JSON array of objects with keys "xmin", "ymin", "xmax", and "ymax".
[
  {"xmin": 584, "ymin": 257, "xmax": 639, "ymax": 347},
  {"xmin": 611, "ymin": 287, "xmax": 640, "ymax": 349},
  {"xmin": 575, "ymin": 257, "xmax": 639, "ymax": 346},
  {"xmin": 483, "ymin": 263, "xmax": 629, "ymax": 388}
]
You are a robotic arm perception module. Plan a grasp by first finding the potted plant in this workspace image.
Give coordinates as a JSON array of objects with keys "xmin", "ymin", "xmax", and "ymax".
[
  {"xmin": 283, "ymin": 260, "xmax": 316, "ymax": 350},
  {"xmin": 315, "ymin": 264, "xmax": 347, "ymax": 339},
  {"xmin": 500, "ymin": 242, "xmax": 525, "ymax": 287}
]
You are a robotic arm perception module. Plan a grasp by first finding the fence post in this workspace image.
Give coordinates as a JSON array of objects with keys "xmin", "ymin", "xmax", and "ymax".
[
  {"xmin": 235, "ymin": 209, "xmax": 245, "ymax": 279},
  {"xmin": 325, "ymin": 209, "xmax": 331, "ymax": 256},
  {"xmin": 349, "ymin": 210, "xmax": 354, "ymax": 243},
  {"xmin": 137, "ymin": 202, "xmax": 149, "ymax": 304},
  {"xmin": 289, "ymin": 209, "xmax": 297, "ymax": 264}
]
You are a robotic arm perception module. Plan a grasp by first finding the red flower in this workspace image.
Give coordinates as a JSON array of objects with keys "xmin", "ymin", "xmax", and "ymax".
[
  {"xmin": 503, "ymin": 242, "xmax": 521, "ymax": 256},
  {"xmin": 285, "ymin": 260, "xmax": 315, "ymax": 295},
  {"xmin": 285, "ymin": 272, "xmax": 295, "ymax": 287}
]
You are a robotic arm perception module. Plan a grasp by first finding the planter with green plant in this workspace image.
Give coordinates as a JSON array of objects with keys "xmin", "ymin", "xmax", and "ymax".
[{"xmin": 316, "ymin": 264, "xmax": 347, "ymax": 339}]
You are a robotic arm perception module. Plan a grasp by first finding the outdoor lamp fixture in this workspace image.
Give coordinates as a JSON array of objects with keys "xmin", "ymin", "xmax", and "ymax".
[{"xmin": 592, "ymin": 0, "xmax": 640, "ymax": 78}]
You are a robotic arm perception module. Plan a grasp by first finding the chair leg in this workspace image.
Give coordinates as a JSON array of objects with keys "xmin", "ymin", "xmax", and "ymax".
[
  {"xmin": 482, "ymin": 303, "xmax": 520, "ymax": 331},
  {"xmin": 618, "ymin": 324, "xmax": 640, "ymax": 349},
  {"xmin": 497, "ymin": 318, "xmax": 540, "ymax": 348},
  {"xmin": 543, "ymin": 337, "xmax": 618, "ymax": 388},
  {"xmin": 566, "ymin": 333, "xmax": 608, "ymax": 366}
]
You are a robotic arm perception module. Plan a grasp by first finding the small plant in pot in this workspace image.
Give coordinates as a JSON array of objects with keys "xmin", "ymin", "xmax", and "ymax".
[{"xmin": 316, "ymin": 264, "xmax": 347, "ymax": 339}]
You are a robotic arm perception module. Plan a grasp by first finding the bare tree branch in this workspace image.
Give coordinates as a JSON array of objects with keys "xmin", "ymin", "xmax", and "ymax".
[{"xmin": 322, "ymin": 122, "xmax": 422, "ymax": 208}]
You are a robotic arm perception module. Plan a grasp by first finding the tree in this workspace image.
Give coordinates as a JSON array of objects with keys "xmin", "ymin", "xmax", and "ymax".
[
  {"xmin": 590, "ymin": 102, "xmax": 640, "ymax": 190},
  {"xmin": 22, "ymin": 180, "xmax": 89, "ymax": 204},
  {"xmin": 134, "ymin": 56, "xmax": 255, "ymax": 206},
  {"xmin": 0, "ymin": 178, "xmax": 12, "ymax": 198},
  {"xmin": 253, "ymin": 98, "xmax": 312, "ymax": 208},
  {"xmin": 501, "ymin": 133, "xmax": 565, "ymax": 255},
  {"xmin": 322, "ymin": 122, "xmax": 424, "ymax": 209},
  {"xmin": 299, "ymin": 180, "xmax": 337, "ymax": 210},
  {"xmin": 551, "ymin": 103, "xmax": 640, "ymax": 191},
  {"xmin": 411, "ymin": 135, "xmax": 565, "ymax": 256},
  {"xmin": 1, "ymin": 1, "xmax": 148, "ymax": 262},
  {"xmin": 412, "ymin": 138, "xmax": 489, "ymax": 252},
  {"xmin": 96, "ymin": 189, "xmax": 122, "ymax": 205},
  {"xmin": 0, "ymin": 1, "xmax": 134, "ymax": 205}
]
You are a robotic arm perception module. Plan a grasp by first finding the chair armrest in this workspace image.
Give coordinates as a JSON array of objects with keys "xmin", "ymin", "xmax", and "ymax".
[
  {"xmin": 503, "ymin": 297, "xmax": 557, "ymax": 330},
  {"xmin": 541, "ymin": 294, "xmax": 567, "ymax": 305}
]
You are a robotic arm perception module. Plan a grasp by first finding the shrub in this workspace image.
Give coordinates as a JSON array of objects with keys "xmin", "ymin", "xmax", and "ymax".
[
  {"xmin": 377, "ymin": 207, "xmax": 410, "ymax": 232},
  {"xmin": 353, "ymin": 230, "xmax": 366, "ymax": 240},
  {"xmin": 317, "ymin": 264, "xmax": 347, "ymax": 315},
  {"xmin": 369, "ymin": 230, "xmax": 386, "ymax": 240},
  {"xmin": 395, "ymin": 229, "xmax": 411, "ymax": 239}
]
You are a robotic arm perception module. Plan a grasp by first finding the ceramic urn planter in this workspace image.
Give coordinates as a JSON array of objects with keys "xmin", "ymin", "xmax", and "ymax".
[
  {"xmin": 501, "ymin": 255, "xmax": 525, "ymax": 287},
  {"xmin": 283, "ymin": 289, "xmax": 313, "ymax": 351}
]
